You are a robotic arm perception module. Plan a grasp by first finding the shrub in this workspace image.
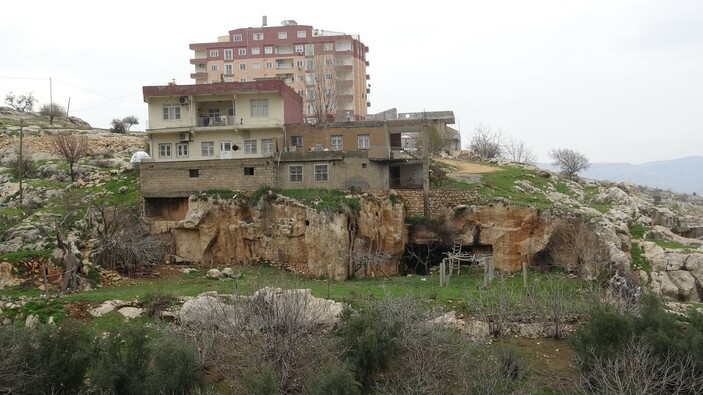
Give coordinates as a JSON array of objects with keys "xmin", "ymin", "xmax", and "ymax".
[
  {"xmin": 0, "ymin": 325, "xmax": 38, "ymax": 394},
  {"xmin": 88, "ymin": 322, "xmax": 151, "ymax": 394},
  {"xmin": 307, "ymin": 364, "xmax": 361, "ymax": 395},
  {"xmin": 496, "ymin": 341, "xmax": 529, "ymax": 381},
  {"xmin": 145, "ymin": 335, "xmax": 203, "ymax": 394},
  {"xmin": 142, "ymin": 291, "xmax": 178, "ymax": 318},
  {"xmin": 34, "ymin": 320, "xmax": 93, "ymax": 394}
]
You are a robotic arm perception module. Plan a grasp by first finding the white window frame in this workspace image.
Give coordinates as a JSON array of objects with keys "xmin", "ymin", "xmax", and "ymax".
[
  {"xmin": 250, "ymin": 99, "xmax": 269, "ymax": 117},
  {"xmin": 211, "ymin": 64, "xmax": 218, "ymax": 71},
  {"xmin": 224, "ymin": 49, "xmax": 233, "ymax": 60},
  {"xmin": 261, "ymin": 138, "xmax": 274, "ymax": 154},
  {"xmin": 252, "ymin": 62, "xmax": 261, "ymax": 69},
  {"xmin": 210, "ymin": 49, "xmax": 219, "ymax": 57},
  {"xmin": 264, "ymin": 46, "xmax": 273, "ymax": 54},
  {"xmin": 251, "ymin": 47, "xmax": 260, "ymax": 55},
  {"xmin": 224, "ymin": 64, "xmax": 233, "ymax": 74},
  {"xmin": 290, "ymin": 135, "xmax": 303, "ymax": 147},
  {"xmin": 238, "ymin": 48, "xmax": 246, "ymax": 56},
  {"xmin": 358, "ymin": 134, "xmax": 370, "ymax": 150},
  {"xmin": 265, "ymin": 62, "xmax": 273, "ymax": 69},
  {"xmin": 295, "ymin": 45, "xmax": 304, "ymax": 54},
  {"xmin": 331, "ymin": 135, "xmax": 343, "ymax": 151},
  {"xmin": 314, "ymin": 164, "xmax": 329, "ymax": 182},
  {"xmin": 324, "ymin": 43, "xmax": 333, "ymax": 51},
  {"xmin": 278, "ymin": 31, "xmax": 288, "ymax": 39},
  {"xmin": 162, "ymin": 104, "xmax": 180, "ymax": 120},
  {"xmin": 253, "ymin": 32, "xmax": 264, "ymax": 40},
  {"xmin": 239, "ymin": 63, "xmax": 246, "ymax": 70},
  {"xmin": 244, "ymin": 139, "xmax": 257, "ymax": 154},
  {"xmin": 289, "ymin": 165, "xmax": 303, "ymax": 183},
  {"xmin": 233, "ymin": 34, "xmax": 242, "ymax": 42},
  {"xmin": 297, "ymin": 30, "xmax": 306, "ymax": 38},
  {"xmin": 159, "ymin": 143, "xmax": 172, "ymax": 159},
  {"xmin": 176, "ymin": 142, "xmax": 189, "ymax": 158},
  {"xmin": 201, "ymin": 141, "xmax": 214, "ymax": 157},
  {"xmin": 239, "ymin": 77, "xmax": 247, "ymax": 82}
]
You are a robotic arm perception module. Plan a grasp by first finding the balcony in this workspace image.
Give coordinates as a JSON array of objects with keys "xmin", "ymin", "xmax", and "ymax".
[
  {"xmin": 335, "ymin": 65, "xmax": 353, "ymax": 72},
  {"xmin": 190, "ymin": 72, "xmax": 208, "ymax": 79},
  {"xmin": 196, "ymin": 116, "xmax": 238, "ymax": 127}
]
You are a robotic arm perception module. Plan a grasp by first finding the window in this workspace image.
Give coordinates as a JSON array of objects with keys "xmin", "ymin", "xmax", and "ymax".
[
  {"xmin": 297, "ymin": 74, "xmax": 304, "ymax": 82},
  {"xmin": 224, "ymin": 49, "xmax": 233, "ymax": 60},
  {"xmin": 251, "ymin": 47, "xmax": 260, "ymax": 55},
  {"xmin": 211, "ymin": 64, "xmax": 218, "ymax": 71},
  {"xmin": 331, "ymin": 135, "xmax": 343, "ymax": 151},
  {"xmin": 162, "ymin": 104, "xmax": 180, "ymax": 120},
  {"xmin": 306, "ymin": 59, "xmax": 314, "ymax": 70},
  {"xmin": 250, "ymin": 99, "xmax": 268, "ymax": 117},
  {"xmin": 189, "ymin": 169, "xmax": 199, "ymax": 177},
  {"xmin": 278, "ymin": 31, "xmax": 287, "ymax": 39},
  {"xmin": 264, "ymin": 46, "xmax": 273, "ymax": 54},
  {"xmin": 265, "ymin": 62, "xmax": 273, "ymax": 69},
  {"xmin": 306, "ymin": 89, "xmax": 315, "ymax": 100},
  {"xmin": 238, "ymin": 48, "xmax": 246, "ymax": 56},
  {"xmin": 305, "ymin": 44, "xmax": 314, "ymax": 55},
  {"xmin": 358, "ymin": 134, "xmax": 370, "ymax": 149},
  {"xmin": 295, "ymin": 45, "xmax": 304, "ymax": 54},
  {"xmin": 261, "ymin": 138, "xmax": 274, "ymax": 154},
  {"xmin": 244, "ymin": 167, "xmax": 255, "ymax": 176},
  {"xmin": 224, "ymin": 64, "xmax": 233, "ymax": 74},
  {"xmin": 297, "ymin": 30, "xmax": 306, "ymax": 38},
  {"xmin": 239, "ymin": 77, "xmax": 247, "ymax": 82},
  {"xmin": 159, "ymin": 143, "xmax": 172, "ymax": 158},
  {"xmin": 201, "ymin": 141, "xmax": 214, "ymax": 157},
  {"xmin": 314, "ymin": 164, "xmax": 329, "ymax": 182},
  {"xmin": 290, "ymin": 135, "xmax": 303, "ymax": 147},
  {"xmin": 289, "ymin": 165, "xmax": 303, "ymax": 183},
  {"xmin": 244, "ymin": 139, "xmax": 257, "ymax": 154},
  {"xmin": 296, "ymin": 60, "xmax": 304, "ymax": 68},
  {"xmin": 253, "ymin": 33, "xmax": 264, "ymax": 40},
  {"xmin": 325, "ymin": 73, "xmax": 333, "ymax": 80},
  {"xmin": 297, "ymin": 89, "xmax": 305, "ymax": 96},
  {"xmin": 176, "ymin": 143, "xmax": 188, "ymax": 157},
  {"xmin": 305, "ymin": 74, "xmax": 314, "ymax": 85},
  {"xmin": 252, "ymin": 62, "xmax": 260, "ymax": 69},
  {"xmin": 233, "ymin": 34, "xmax": 242, "ymax": 42},
  {"xmin": 325, "ymin": 57, "xmax": 334, "ymax": 66},
  {"xmin": 210, "ymin": 49, "xmax": 219, "ymax": 57},
  {"xmin": 324, "ymin": 43, "xmax": 333, "ymax": 51},
  {"xmin": 239, "ymin": 63, "xmax": 246, "ymax": 70}
]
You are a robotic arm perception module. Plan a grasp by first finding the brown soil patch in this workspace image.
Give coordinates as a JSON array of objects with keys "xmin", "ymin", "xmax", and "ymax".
[
  {"xmin": 435, "ymin": 158, "xmax": 502, "ymax": 174},
  {"xmin": 65, "ymin": 301, "xmax": 93, "ymax": 322}
]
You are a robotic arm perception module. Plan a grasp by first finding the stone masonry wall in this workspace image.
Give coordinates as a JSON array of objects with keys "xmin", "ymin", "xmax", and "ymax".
[{"xmin": 397, "ymin": 189, "xmax": 479, "ymax": 219}]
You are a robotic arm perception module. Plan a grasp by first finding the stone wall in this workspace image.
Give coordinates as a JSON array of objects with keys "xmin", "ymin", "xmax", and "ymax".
[{"xmin": 397, "ymin": 189, "xmax": 480, "ymax": 219}]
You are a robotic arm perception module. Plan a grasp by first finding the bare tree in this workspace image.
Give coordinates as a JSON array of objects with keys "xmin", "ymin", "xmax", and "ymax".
[
  {"xmin": 4, "ymin": 91, "xmax": 37, "ymax": 112},
  {"xmin": 50, "ymin": 132, "xmax": 90, "ymax": 182},
  {"xmin": 471, "ymin": 272, "xmax": 518, "ymax": 337},
  {"xmin": 39, "ymin": 103, "xmax": 66, "ymax": 125},
  {"xmin": 468, "ymin": 123, "xmax": 503, "ymax": 160},
  {"xmin": 349, "ymin": 239, "xmax": 393, "ymax": 278},
  {"xmin": 308, "ymin": 54, "xmax": 338, "ymax": 123},
  {"xmin": 547, "ymin": 218, "xmax": 607, "ymax": 280},
  {"xmin": 503, "ymin": 136, "xmax": 537, "ymax": 164},
  {"xmin": 548, "ymin": 148, "xmax": 590, "ymax": 179}
]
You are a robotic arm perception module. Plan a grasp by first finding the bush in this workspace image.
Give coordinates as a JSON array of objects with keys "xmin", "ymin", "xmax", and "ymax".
[
  {"xmin": 34, "ymin": 320, "xmax": 93, "ymax": 394},
  {"xmin": 142, "ymin": 291, "xmax": 178, "ymax": 319},
  {"xmin": 307, "ymin": 364, "xmax": 361, "ymax": 395},
  {"xmin": 145, "ymin": 335, "xmax": 203, "ymax": 394},
  {"xmin": 0, "ymin": 325, "xmax": 38, "ymax": 394},
  {"xmin": 89, "ymin": 322, "xmax": 151, "ymax": 394},
  {"xmin": 496, "ymin": 341, "xmax": 529, "ymax": 381}
]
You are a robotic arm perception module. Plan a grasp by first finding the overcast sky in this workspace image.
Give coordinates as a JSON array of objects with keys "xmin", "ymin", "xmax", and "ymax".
[{"xmin": 2, "ymin": 0, "xmax": 701, "ymax": 164}]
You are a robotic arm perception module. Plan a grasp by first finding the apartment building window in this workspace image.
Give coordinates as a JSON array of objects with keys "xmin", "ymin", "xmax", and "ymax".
[
  {"xmin": 159, "ymin": 143, "xmax": 172, "ymax": 159},
  {"xmin": 306, "ymin": 59, "xmax": 314, "ymax": 70},
  {"xmin": 265, "ymin": 62, "xmax": 273, "ymax": 69},
  {"xmin": 239, "ymin": 63, "xmax": 246, "ymax": 70},
  {"xmin": 224, "ymin": 49, "xmax": 233, "ymax": 60},
  {"xmin": 358, "ymin": 134, "xmax": 370, "ymax": 150},
  {"xmin": 253, "ymin": 33, "xmax": 264, "ymax": 40},
  {"xmin": 176, "ymin": 143, "xmax": 189, "ymax": 158},
  {"xmin": 297, "ymin": 89, "xmax": 305, "ymax": 96},
  {"xmin": 244, "ymin": 139, "xmax": 257, "ymax": 154},
  {"xmin": 210, "ymin": 64, "xmax": 218, "ymax": 71},
  {"xmin": 250, "ymin": 99, "xmax": 269, "ymax": 117},
  {"xmin": 224, "ymin": 64, "xmax": 233, "ymax": 74},
  {"xmin": 210, "ymin": 49, "xmax": 219, "ymax": 57},
  {"xmin": 305, "ymin": 44, "xmax": 314, "ymax": 55},
  {"xmin": 162, "ymin": 104, "xmax": 180, "ymax": 120},
  {"xmin": 305, "ymin": 74, "xmax": 314, "ymax": 85},
  {"xmin": 201, "ymin": 141, "xmax": 214, "ymax": 157},
  {"xmin": 306, "ymin": 89, "xmax": 315, "ymax": 100},
  {"xmin": 295, "ymin": 45, "xmax": 304, "ymax": 54},
  {"xmin": 264, "ymin": 46, "xmax": 273, "ymax": 54},
  {"xmin": 325, "ymin": 57, "xmax": 334, "ymax": 66},
  {"xmin": 252, "ymin": 47, "xmax": 260, "ymax": 55},
  {"xmin": 297, "ymin": 74, "xmax": 304, "ymax": 82},
  {"xmin": 278, "ymin": 31, "xmax": 287, "ymax": 39},
  {"xmin": 296, "ymin": 60, "xmax": 304, "ymax": 68},
  {"xmin": 233, "ymin": 34, "xmax": 242, "ymax": 42},
  {"xmin": 331, "ymin": 135, "xmax": 343, "ymax": 151},
  {"xmin": 325, "ymin": 73, "xmax": 333, "ymax": 80},
  {"xmin": 252, "ymin": 62, "xmax": 261, "ymax": 69},
  {"xmin": 239, "ymin": 78, "xmax": 247, "ymax": 82},
  {"xmin": 238, "ymin": 48, "xmax": 246, "ymax": 56},
  {"xmin": 314, "ymin": 164, "xmax": 329, "ymax": 182},
  {"xmin": 297, "ymin": 30, "xmax": 306, "ymax": 38},
  {"xmin": 261, "ymin": 138, "xmax": 274, "ymax": 154},
  {"xmin": 224, "ymin": 78, "xmax": 234, "ymax": 82},
  {"xmin": 290, "ymin": 135, "xmax": 303, "ymax": 147},
  {"xmin": 324, "ymin": 43, "xmax": 333, "ymax": 51},
  {"xmin": 289, "ymin": 165, "xmax": 303, "ymax": 183}
]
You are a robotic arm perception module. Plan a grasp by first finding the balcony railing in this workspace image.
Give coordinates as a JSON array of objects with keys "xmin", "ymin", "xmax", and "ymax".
[{"xmin": 197, "ymin": 116, "xmax": 238, "ymax": 127}]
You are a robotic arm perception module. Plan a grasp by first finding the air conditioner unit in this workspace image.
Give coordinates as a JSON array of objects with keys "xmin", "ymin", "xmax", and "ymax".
[
  {"xmin": 178, "ymin": 132, "xmax": 190, "ymax": 142},
  {"xmin": 179, "ymin": 96, "xmax": 189, "ymax": 105}
]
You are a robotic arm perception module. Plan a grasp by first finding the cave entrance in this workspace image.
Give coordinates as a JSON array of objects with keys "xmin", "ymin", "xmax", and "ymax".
[
  {"xmin": 402, "ymin": 242, "xmax": 493, "ymax": 275},
  {"xmin": 144, "ymin": 197, "xmax": 189, "ymax": 220}
]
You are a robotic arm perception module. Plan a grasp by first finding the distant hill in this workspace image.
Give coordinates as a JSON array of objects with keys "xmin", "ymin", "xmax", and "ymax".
[{"xmin": 539, "ymin": 156, "xmax": 703, "ymax": 194}]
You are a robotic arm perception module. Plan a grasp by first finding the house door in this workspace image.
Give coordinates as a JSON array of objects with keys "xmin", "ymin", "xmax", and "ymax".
[
  {"xmin": 220, "ymin": 141, "xmax": 233, "ymax": 159},
  {"xmin": 390, "ymin": 166, "xmax": 401, "ymax": 188}
]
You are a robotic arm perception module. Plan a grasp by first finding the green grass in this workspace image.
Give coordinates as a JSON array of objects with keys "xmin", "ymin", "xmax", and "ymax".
[
  {"xmin": 0, "ymin": 249, "xmax": 52, "ymax": 264},
  {"xmin": 654, "ymin": 240, "xmax": 696, "ymax": 251},
  {"xmin": 473, "ymin": 165, "xmax": 556, "ymax": 208},
  {"xmin": 630, "ymin": 242, "xmax": 651, "ymax": 274},
  {"xmin": 630, "ymin": 224, "xmax": 653, "ymax": 240}
]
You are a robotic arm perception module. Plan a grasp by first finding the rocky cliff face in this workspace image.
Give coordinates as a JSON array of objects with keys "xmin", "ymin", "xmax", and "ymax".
[{"xmin": 153, "ymin": 194, "xmax": 406, "ymax": 281}]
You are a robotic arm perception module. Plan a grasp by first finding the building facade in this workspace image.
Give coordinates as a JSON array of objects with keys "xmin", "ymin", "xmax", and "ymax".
[{"xmin": 189, "ymin": 18, "xmax": 370, "ymax": 124}]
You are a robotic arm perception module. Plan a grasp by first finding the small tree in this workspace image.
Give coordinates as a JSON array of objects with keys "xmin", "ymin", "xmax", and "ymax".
[
  {"xmin": 39, "ymin": 103, "xmax": 66, "ymax": 125},
  {"xmin": 122, "ymin": 115, "xmax": 139, "ymax": 131},
  {"xmin": 50, "ymin": 132, "xmax": 89, "ymax": 182},
  {"xmin": 468, "ymin": 123, "xmax": 502, "ymax": 160},
  {"xmin": 110, "ymin": 118, "xmax": 126, "ymax": 133},
  {"xmin": 548, "ymin": 148, "xmax": 590, "ymax": 179},
  {"xmin": 4, "ymin": 91, "xmax": 37, "ymax": 112},
  {"xmin": 503, "ymin": 136, "xmax": 537, "ymax": 164}
]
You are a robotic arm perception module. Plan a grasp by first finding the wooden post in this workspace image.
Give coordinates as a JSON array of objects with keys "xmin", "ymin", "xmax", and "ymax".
[
  {"xmin": 522, "ymin": 262, "xmax": 528, "ymax": 288},
  {"xmin": 440, "ymin": 258, "xmax": 447, "ymax": 287}
]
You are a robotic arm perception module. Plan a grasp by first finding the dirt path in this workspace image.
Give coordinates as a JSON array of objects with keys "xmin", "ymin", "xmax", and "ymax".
[{"xmin": 435, "ymin": 158, "xmax": 502, "ymax": 183}]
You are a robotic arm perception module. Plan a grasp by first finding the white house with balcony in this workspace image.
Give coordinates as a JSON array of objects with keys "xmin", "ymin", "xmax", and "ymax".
[{"xmin": 142, "ymin": 80, "xmax": 303, "ymax": 162}]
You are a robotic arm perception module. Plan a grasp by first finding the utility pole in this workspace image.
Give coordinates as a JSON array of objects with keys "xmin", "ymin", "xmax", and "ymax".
[
  {"xmin": 18, "ymin": 119, "xmax": 24, "ymax": 206},
  {"xmin": 422, "ymin": 112, "xmax": 430, "ymax": 218}
]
